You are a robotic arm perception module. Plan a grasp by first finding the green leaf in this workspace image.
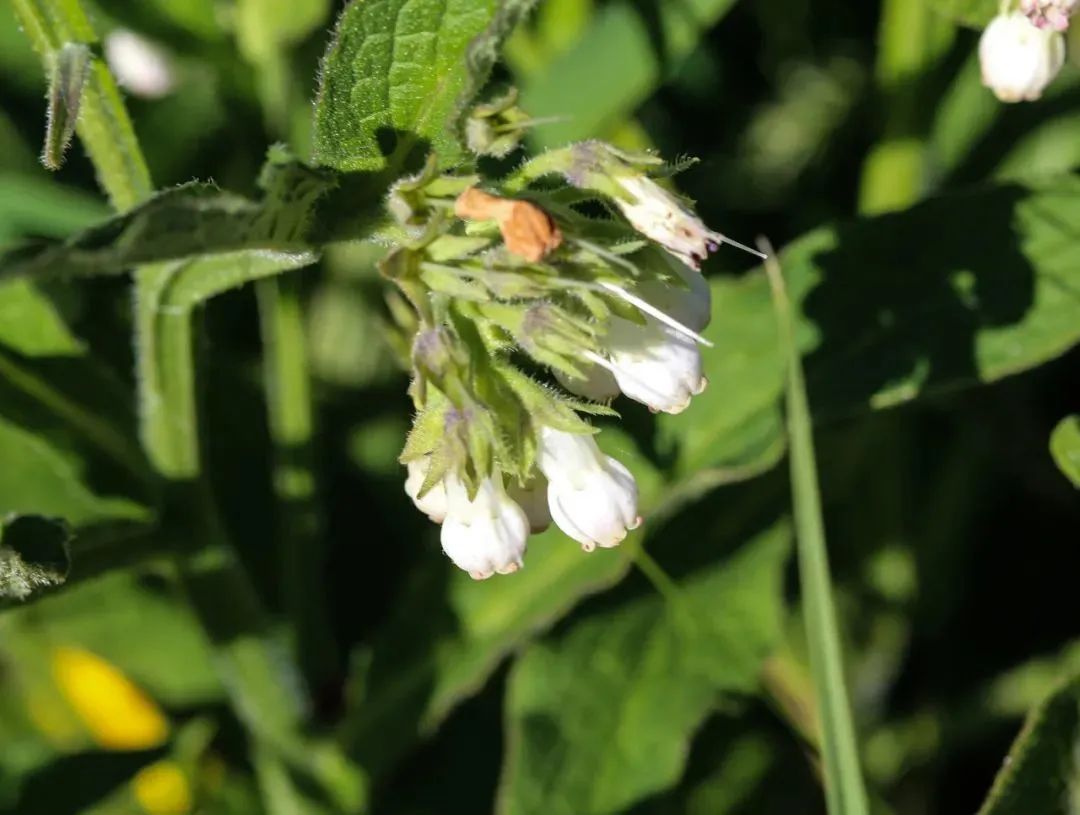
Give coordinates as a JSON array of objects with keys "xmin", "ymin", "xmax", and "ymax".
[
  {"xmin": 661, "ymin": 176, "xmax": 1080, "ymax": 476},
  {"xmin": 0, "ymin": 279, "xmax": 151, "ymax": 520},
  {"xmin": 977, "ymin": 673, "xmax": 1080, "ymax": 815},
  {"xmin": 496, "ymin": 525, "xmax": 790, "ymax": 815},
  {"xmin": 928, "ymin": 0, "xmax": 997, "ymax": 28},
  {"xmin": 519, "ymin": 0, "xmax": 738, "ymax": 147},
  {"xmin": 0, "ymin": 172, "xmax": 108, "ymax": 241},
  {"xmin": 312, "ymin": 0, "xmax": 532, "ymax": 171},
  {"xmin": 0, "ymin": 515, "xmax": 71, "ymax": 600},
  {"xmin": 1050, "ymin": 416, "xmax": 1080, "ymax": 488},
  {"xmin": 0, "ymin": 183, "xmax": 319, "ymax": 283}
]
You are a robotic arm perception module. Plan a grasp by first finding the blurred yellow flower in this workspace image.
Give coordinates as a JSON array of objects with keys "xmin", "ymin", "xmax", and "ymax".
[
  {"xmin": 132, "ymin": 761, "xmax": 193, "ymax": 815},
  {"xmin": 51, "ymin": 646, "xmax": 169, "ymax": 750}
]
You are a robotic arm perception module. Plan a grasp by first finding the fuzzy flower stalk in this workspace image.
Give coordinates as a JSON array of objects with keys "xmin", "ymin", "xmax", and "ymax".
[{"xmin": 386, "ymin": 134, "xmax": 758, "ymax": 579}]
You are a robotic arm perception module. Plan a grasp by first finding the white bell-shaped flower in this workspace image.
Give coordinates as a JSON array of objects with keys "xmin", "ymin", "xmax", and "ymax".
[
  {"xmin": 508, "ymin": 477, "xmax": 553, "ymax": 533},
  {"xmin": 636, "ymin": 257, "xmax": 712, "ymax": 333},
  {"xmin": 979, "ymin": 12, "xmax": 1065, "ymax": 102},
  {"xmin": 553, "ymin": 363, "xmax": 621, "ymax": 401},
  {"xmin": 612, "ymin": 175, "xmax": 722, "ymax": 270},
  {"xmin": 104, "ymin": 30, "xmax": 175, "ymax": 99},
  {"xmin": 1021, "ymin": 0, "xmax": 1077, "ymax": 31},
  {"xmin": 537, "ymin": 428, "xmax": 640, "ymax": 551},
  {"xmin": 404, "ymin": 458, "xmax": 448, "ymax": 523},
  {"xmin": 602, "ymin": 316, "xmax": 706, "ymax": 414},
  {"xmin": 441, "ymin": 475, "xmax": 529, "ymax": 580}
]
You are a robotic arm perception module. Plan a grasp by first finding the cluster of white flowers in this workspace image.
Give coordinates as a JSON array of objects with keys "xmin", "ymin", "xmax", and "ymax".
[
  {"xmin": 407, "ymin": 427, "xmax": 641, "ymax": 578},
  {"xmin": 396, "ymin": 154, "xmax": 745, "ymax": 579},
  {"xmin": 979, "ymin": 8, "xmax": 1067, "ymax": 102}
]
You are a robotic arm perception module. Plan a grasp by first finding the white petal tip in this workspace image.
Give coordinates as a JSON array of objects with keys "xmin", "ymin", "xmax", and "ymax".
[
  {"xmin": 469, "ymin": 570, "xmax": 494, "ymax": 581},
  {"xmin": 496, "ymin": 562, "xmax": 523, "ymax": 575},
  {"xmin": 581, "ymin": 542, "xmax": 597, "ymax": 553},
  {"xmin": 628, "ymin": 516, "xmax": 644, "ymax": 531},
  {"xmin": 692, "ymin": 376, "xmax": 708, "ymax": 396}
]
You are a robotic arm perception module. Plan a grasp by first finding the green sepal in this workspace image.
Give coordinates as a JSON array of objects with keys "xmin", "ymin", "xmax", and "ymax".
[{"xmin": 42, "ymin": 42, "xmax": 91, "ymax": 171}]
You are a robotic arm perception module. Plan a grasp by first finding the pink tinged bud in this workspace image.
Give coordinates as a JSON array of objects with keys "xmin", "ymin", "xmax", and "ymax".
[
  {"xmin": 612, "ymin": 176, "xmax": 722, "ymax": 270},
  {"xmin": 1021, "ymin": 0, "xmax": 1077, "ymax": 31},
  {"xmin": 440, "ymin": 476, "xmax": 529, "ymax": 580},
  {"xmin": 537, "ymin": 428, "xmax": 640, "ymax": 551},
  {"xmin": 979, "ymin": 13, "xmax": 1065, "ymax": 103},
  {"xmin": 404, "ymin": 458, "xmax": 448, "ymax": 523},
  {"xmin": 603, "ymin": 317, "xmax": 707, "ymax": 415}
]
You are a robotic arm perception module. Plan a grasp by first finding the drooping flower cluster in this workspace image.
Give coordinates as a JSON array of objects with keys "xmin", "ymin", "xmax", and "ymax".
[
  {"xmin": 979, "ymin": 9, "xmax": 1066, "ymax": 102},
  {"xmin": 387, "ymin": 140, "xmax": 755, "ymax": 579}
]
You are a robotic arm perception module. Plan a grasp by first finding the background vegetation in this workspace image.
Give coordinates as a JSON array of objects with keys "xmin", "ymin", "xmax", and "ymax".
[{"xmin": 0, "ymin": 0, "xmax": 1078, "ymax": 813}]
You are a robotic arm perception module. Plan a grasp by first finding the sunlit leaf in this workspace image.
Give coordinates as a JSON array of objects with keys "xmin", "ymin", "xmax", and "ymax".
[
  {"xmin": 661, "ymin": 176, "xmax": 1080, "ymax": 475},
  {"xmin": 977, "ymin": 672, "xmax": 1080, "ymax": 815},
  {"xmin": 520, "ymin": 0, "xmax": 738, "ymax": 147},
  {"xmin": 496, "ymin": 525, "xmax": 790, "ymax": 815},
  {"xmin": 1050, "ymin": 415, "xmax": 1080, "ymax": 488},
  {"xmin": 312, "ymin": 0, "xmax": 535, "ymax": 171}
]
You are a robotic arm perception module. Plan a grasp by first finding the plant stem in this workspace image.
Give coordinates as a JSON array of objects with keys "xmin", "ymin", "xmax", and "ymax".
[
  {"xmin": 257, "ymin": 275, "xmax": 338, "ymax": 691},
  {"xmin": 762, "ymin": 241, "xmax": 869, "ymax": 815}
]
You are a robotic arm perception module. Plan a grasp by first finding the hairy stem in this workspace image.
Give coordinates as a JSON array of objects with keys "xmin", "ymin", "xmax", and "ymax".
[{"xmin": 257, "ymin": 275, "xmax": 338, "ymax": 691}]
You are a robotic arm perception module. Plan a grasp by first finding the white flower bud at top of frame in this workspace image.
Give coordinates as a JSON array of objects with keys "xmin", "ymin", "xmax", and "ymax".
[
  {"xmin": 612, "ymin": 175, "xmax": 722, "ymax": 271},
  {"xmin": 537, "ymin": 427, "xmax": 640, "ymax": 551},
  {"xmin": 104, "ymin": 30, "xmax": 175, "ymax": 99},
  {"xmin": 404, "ymin": 458, "xmax": 448, "ymax": 523},
  {"xmin": 979, "ymin": 12, "xmax": 1065, "ymax": 103},
  {"xmin": 441, "ymin": 475, "xmax": 529, "ymax": 580},
  {"xmin": 603, "ymin": 316, "xmax": 707, "ymax": 415},
  {"xmin": 1020, "ymin": 0, "xmax": 1078, "ymax": 31}
]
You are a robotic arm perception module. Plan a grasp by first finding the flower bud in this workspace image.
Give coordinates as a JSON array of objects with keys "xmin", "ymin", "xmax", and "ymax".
[
  {"xmin": 465, "ymin": 87, "xmax": 531, "ymax": 158},
  {"xmin": 1021, "ymin": 0, "xmax": 1077, "ymax": 31},
  {"xmin": 441, "ymin": 475, "xmax": 529, "ymax": 579},
  {"xmin": 104, "ymin": 30, "xmax": 174, "ymax": 99},
  {"xmin": 603, "ymin": 317, "xmax": 706, "ymax": 414},
  {"xmin": 612, "ymin": 174, "xmax": 723, "ymax": 270},
  {"xmin": 404, "ymin": 458, "xmax": 449, "ymax": 523},
  {"xmin": 537, "ymin": 428, "xmax": 640, "ymax": 551},
  {"xmin": 979, "ymin": 12, "xmax": 1065, "ymax": 102}
]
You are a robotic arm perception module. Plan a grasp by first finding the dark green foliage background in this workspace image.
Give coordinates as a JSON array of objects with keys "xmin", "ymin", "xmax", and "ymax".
[{"xmin": 0, "ymin": 0, "xmax": 1078, "ymax": 813}]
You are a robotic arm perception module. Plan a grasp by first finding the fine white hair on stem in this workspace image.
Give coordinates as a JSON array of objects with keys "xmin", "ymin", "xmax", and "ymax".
[
  {"xmin": 593, "ymin": 281, "xmax": 714, "ymax": 348},
  {"xmin": 716, "ymin": 233, "xmax": 769, "ymax": 260}
]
